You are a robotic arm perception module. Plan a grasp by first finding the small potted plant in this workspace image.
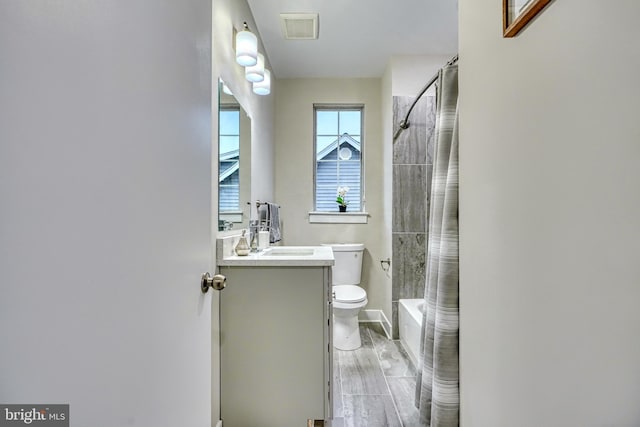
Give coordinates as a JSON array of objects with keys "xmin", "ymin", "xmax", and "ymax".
[{"xmin": 336, "ymin": 186, "xmax": 349, "ymax": 212}]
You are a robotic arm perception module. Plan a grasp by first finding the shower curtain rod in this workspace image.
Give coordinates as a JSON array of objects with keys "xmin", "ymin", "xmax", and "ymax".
[{"xmin": 393, "ymin": 54, "xmax": 459, "ymax": 142}]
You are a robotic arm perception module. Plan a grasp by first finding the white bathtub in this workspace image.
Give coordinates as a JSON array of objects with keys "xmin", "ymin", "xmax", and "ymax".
[{"xmin": 398, "ymin": 299, "xmax": 424, "ymax": 369}]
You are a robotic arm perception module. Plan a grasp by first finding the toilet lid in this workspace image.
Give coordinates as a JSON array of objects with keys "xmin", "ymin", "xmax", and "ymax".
[{"xmin": 333, "ymin": 285, "xmax": 367, "ymax": 303}]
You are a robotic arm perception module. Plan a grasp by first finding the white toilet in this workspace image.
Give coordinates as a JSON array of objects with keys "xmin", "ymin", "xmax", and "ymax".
[{"xmin": 325, "ymin": 243, "xmax": 368, "ymax": 350}]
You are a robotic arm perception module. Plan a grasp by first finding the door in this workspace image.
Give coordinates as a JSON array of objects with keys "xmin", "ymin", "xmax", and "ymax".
[{"xmin": 0, "ymin": 2, "xmax": 213, "ymax": 425}]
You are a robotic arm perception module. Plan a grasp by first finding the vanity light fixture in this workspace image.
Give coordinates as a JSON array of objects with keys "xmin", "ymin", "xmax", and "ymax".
[
  {"xmin": 245, "ymin": 53, "xmax": 265, "ymax": 82},
  {"xmin": 235, "ymin": 22, "xmax": 258, "ymax": 67},
  {"xmin": 253, "ymin": 69, "xmax": 271, "ymax": 95}
]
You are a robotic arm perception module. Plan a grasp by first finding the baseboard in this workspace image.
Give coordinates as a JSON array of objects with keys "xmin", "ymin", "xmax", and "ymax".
[
  {"xmin": 359, "ymin": 309, "xmax": 393, "ymax": 339},
  {"xmin": 215, "ymin": 420, "xmax": 222, "ymax": 427},
  {"xmin": 358, "ymin": 309, "xmax": 380, "ymax": 322},
  {"xmin": 379, "ymin": 310, "xmax": 392, "ymax": 339}
]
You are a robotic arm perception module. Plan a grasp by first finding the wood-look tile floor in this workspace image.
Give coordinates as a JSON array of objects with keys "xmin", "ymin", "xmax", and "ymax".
[{"xmin": 332, "ymin": 323, "xmax": 420, "ymax": 427}]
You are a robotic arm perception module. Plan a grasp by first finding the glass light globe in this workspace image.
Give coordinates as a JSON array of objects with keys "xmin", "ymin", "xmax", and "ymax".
[
  {"xmin": 253, "ymin": 69, "xmax": 271, "ymax": 95},
  {"xmin": 236, "ymin": 27, "xmax": 257, "ymax": 67},
  {"xmin": 245, "ymin": 53, "xmax": 265, "ymax": 82}
]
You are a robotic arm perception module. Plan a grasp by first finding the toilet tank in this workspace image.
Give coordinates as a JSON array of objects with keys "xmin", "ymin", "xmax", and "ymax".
[{"xmin": 324, "ymin": 243, "xmax": 365, "ymax": 285}]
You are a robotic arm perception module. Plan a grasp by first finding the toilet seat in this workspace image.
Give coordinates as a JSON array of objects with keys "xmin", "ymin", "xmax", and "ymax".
[{"xmin": 333, "ymin": 285, "xmax": 367, "ymax": 303}]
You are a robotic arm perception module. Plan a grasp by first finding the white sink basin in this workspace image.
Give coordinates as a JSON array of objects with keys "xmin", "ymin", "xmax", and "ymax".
[
  {"xmin": 261, "ymin": 247, "xmax": 315, "ymax": 257},
  {"xmin": 218, "ymin": 241, "xmax": 333, "ymax": 266}
]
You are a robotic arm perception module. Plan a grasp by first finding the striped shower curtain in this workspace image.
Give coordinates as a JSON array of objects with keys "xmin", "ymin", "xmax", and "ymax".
[{"xmin": 415, "ymin": 64, "xmax": 459, "ymax": 426}]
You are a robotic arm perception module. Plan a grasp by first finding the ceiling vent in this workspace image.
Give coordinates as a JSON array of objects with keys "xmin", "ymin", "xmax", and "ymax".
[{"xmin": 280, "ymin": 13, "xmax": 318, "ymax": 40}]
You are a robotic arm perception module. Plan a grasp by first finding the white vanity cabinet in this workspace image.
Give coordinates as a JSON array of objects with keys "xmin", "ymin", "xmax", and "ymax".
[{"xmin": 216, "ymin": 243, "xmax": 334, "ymax": 427}]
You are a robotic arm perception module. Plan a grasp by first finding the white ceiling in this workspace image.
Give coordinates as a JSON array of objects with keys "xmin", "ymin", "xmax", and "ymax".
[{"xmin": 246, "ymin": 0, "xmax": 458, "ymax": 79}]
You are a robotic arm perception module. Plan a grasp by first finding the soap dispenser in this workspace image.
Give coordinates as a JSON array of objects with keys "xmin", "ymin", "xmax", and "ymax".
[{"xmin": 234, "ymin": 230, "xmax": 250, "ymax": 256}]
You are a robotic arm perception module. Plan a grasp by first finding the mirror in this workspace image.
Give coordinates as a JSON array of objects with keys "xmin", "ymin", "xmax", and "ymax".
[
  {"xmin": 502, "ymin": 0, "xmax": 552, "ymax": 37},
  {"xmin": 218, "ymin": 79, "xmax": 251, "ymax": 231}
]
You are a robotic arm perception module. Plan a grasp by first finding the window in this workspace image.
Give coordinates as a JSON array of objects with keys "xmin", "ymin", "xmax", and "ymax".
[
  {"xmin": 219, "ymin": 107, "xmax": 240, "ymax": 212},
  {"xmin": 314, "ymin": 105, "xmax": 363, "ymax": 212}
]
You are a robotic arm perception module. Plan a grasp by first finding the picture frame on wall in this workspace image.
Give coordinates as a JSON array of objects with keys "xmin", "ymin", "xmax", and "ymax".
[{"xmin": 503, "ymin": 0, "xmax": 553, "ymax": 37}]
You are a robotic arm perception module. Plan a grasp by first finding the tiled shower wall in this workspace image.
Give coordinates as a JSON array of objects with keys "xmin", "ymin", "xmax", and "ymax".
[{"xmin": 391, "ymin": 96, "xmax": 436, "ymax": 338}]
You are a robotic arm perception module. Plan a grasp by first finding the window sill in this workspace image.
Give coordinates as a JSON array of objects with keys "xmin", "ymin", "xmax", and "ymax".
[{"xmin": 308, "ymin": 211, "xmax": 369, "ymax": 224}]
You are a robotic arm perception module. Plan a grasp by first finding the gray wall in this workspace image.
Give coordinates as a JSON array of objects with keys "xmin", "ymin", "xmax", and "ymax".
[
  {"xmin": 274, "ymin": 78, "xmax": 390, "ymax": 315},
  {"xmin": 391, "ymin": 96, "xmax": 435, "ymax": 338},
  {"xmin": 460, "ymin": 0, "xmax": 640, "ymax": 425}
]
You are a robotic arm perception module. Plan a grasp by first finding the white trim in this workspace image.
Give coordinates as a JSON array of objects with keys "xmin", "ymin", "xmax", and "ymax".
[
  {"xmin": 358, "ymin": 309, "xmax": 393, "ymax": 340},
  {"xmin": 380, "ymin": 310, "xmax": 392, "ymax": 339},
  {"xmin": 308, "ymin": 211, "xmax": 369, "ymax": 224},
  {"xmin": 358, "ymin": 309, "xmax": 381, "ymax": 322},
  {"xmin": 216, "ymin": 421, "xmax": 223, "ymax": 427}
]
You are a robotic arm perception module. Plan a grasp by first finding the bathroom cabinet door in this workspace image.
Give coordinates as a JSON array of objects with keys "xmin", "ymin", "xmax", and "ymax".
[{"xmin": 218, "ymin": 266, "xmax": 332, "ymax": 427}]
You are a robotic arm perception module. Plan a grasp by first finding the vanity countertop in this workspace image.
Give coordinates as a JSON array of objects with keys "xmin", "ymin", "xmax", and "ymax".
[{"xmin": 217, "ymin": 244, "xmax": 335, "ymax": 267}]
